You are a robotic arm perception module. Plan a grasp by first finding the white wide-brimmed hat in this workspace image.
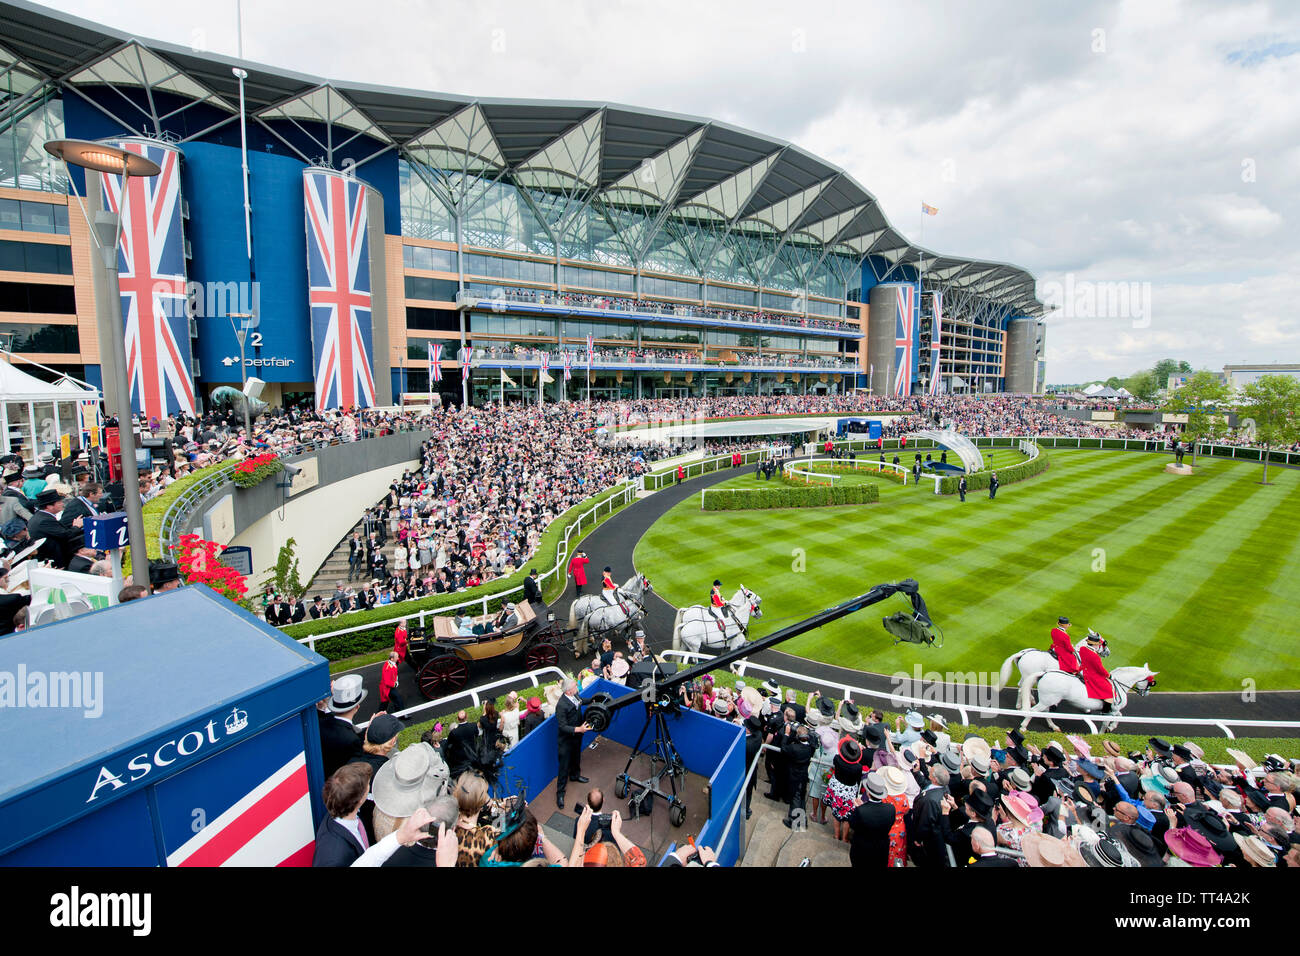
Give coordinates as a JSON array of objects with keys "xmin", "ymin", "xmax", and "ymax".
[{"xmin": 372, "ymin": 743, "xmax": 449, "ymax": 817}]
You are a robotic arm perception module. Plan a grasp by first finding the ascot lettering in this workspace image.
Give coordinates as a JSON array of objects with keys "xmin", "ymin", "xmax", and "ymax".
[{"xmin": 86, "ymin": 714, "xmax": 243, "ymax": 802}]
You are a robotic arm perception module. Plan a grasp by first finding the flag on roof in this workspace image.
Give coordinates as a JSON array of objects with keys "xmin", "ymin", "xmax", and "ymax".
[{"xmin": 921, "ymin": 202, "xmax": 939, "ymax": 216}]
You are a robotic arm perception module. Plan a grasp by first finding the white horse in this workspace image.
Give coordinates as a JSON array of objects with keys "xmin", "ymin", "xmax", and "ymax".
[
  {"xmin": 673, "ymin": 587, "xmax": 763, "ymax": 654},
  {"xmin": 994, "ymin": 631, "xmax": 1111, "ymax": 709},
  {"xmin": 1019, "ymin": 663, "xmax": 1159, "ymax": 733},
  {"xmin": 575, "ymin": 600, "xmax": 647, "ymax": 656},
  {"xmin": 569, "ymin": 573, "xmax": 653, "ymax": 627}
]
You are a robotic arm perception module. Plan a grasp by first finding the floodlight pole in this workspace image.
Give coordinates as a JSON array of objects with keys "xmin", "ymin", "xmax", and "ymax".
[
  {"xmin": 97, "ymin": 173, "xmax": 149, "ymax": 589},
  {"xmin": 229, "ymin": 312, "xmax": 255, "ymax": 436}
]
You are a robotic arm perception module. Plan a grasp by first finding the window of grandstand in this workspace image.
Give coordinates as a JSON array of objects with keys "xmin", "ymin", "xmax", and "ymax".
[
  {"xmin": 406, "ymin": 307, "xmax": 461, "ymax": 332},
  {"xmin": 0, "ymin": 240, "xmax": 73, "ymax": 274},
  {"xmin": 404, "ymin": 275, "xmax": 460, "ymax": 302},
  {"xmin": 560, "ymin": 265, "xmax": 635, "ymax": 294},
  {"xmin": 0, "ymin": 321, "xmax": 78, "ymax": 352},
  {"xmin": 641, "ymin": 325, "xmax": 702, "ymax": 344},
  {"xmin": 0, "ymin": 281, "xmax": 75, "ymax": 314},
  {"xmin": 707, "ymin": 285, "xmax": 757, "ymax": 307},
  {"xmin": 560, "ymin": 319, "xmax": 634, "ymax": 341},
  {"xmin": 806, "ymin": 298, "xmax": 845, "ymax": 318},
  {"xmin": 0, "ymin": 198, "xmax": 70, "ymax": 235},
  {"xmin": 641, "ymin": 275, "xmax": 701, "ymax": 300},
  {"xmin": 398, "ymin": 160, "xmax": 457, "ymax": 242},
  {"xmin": 464, "ymin": 252, "xmax": 553, "ymax": 284},
  {"xmin": 402, "ymin": 245, "xmax": 457, "ymax": 272},
  {"xmin": 0, "ymin": 98, "xmax": 68, "ymax": 193},
  {"xmin": 760, "ymin": 290, "xmax": 799, "ymax": 312},
  {"xmin": 471, "ymin": 314, "xmax": 558, "ymax": 337}
]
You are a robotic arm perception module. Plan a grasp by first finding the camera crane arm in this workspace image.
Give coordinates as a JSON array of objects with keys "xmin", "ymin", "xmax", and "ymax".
[{"xmin": 582, "ymin": 579, "xmax": 933, "ymax": 731}]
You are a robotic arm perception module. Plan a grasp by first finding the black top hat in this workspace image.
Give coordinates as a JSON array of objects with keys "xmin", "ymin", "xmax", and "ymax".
[
  {"xmin": 966, "ymin": 789, "xmax": 994, "ymax": 816},
  {"xmin": 1058, "ymin": 615, "xmax": 1070, "ymax": 625},
  {"xmin": 34, "ymin": 488, "xmax": 63, "ymax": 509},
  {"xmin": 921, "ymin": 729, "xmax": 939, "ymax": 746},
  {"xmin": 842, "ymin": 700, "xmax": 860, "ymax": 719},
  {"xmin": 712, "ymin": 579, "xmax": 721, "ymax": 586},
  {"xmin": 1008, "ymin": 729, "xmax": 1026, "ymax": 748},
  {"xmin": 603, "ymin": 566, "xmax": 612, "ymax": 573},
  {"xmin": 148, "ymin": 560, "xmax": 180, "ymax": 586},
  {"xmin": 816, "ymin": 696, "xmax": 836, "ymax": 719},
  {"xmin": 864, "ymin": 723, "xmax": 887, "ymax": 748},
  {"xmin": 1148, "ymin": 737, "xmax": 1173, "ymax": 755},
  {"xmin": 1172, "ymin": 744, "xmax": 1193, "ymax": 761}
]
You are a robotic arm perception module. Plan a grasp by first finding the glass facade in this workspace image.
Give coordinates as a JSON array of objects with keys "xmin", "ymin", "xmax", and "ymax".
[
  {"xmin": 0, "ymin": 198, "xmax": 70, "ymax": 234},
  {"xmin": 0, "ymin": 239, "xmax": 74, "ymax": 273},
  {"xmin": 402, "ymin": 244, "xmax": 457, "ymax": 272},
  {"xmin": 0, "ymin": 96, "xmax": 67, "ymax": 193},
  {"xmin": 560, "ymin": 265, "xmax": 634, "ymax": 293}
]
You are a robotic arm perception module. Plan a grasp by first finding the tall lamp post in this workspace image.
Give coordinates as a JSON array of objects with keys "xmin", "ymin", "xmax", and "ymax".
[
  {"xmin": 228, "ymin": 312, "xmax": 255, "ymax": 436},
  {"xmin": 44, "ymin": 139, "xmax": 160, "ymax": 589}
]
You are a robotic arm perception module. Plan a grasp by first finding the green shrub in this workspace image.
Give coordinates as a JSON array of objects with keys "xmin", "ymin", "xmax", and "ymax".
[
  {"xmin": 802, "ymin": 462, "xmax": 906, "ymax": 485},
  {"xmin": 702, "ymin": 483, "xmax": 878, "ymax": 510},
  {"xmin": 937, "ymin": 444, "xmax": 1050, "ymax": 494}
]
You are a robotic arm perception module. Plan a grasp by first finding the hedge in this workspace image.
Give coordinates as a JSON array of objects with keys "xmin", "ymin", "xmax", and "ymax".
[
  {"xmin": 937, "ymin": 444, "xmax": 1050, "ymax": 494},
  {"xmin": 283, "ymin": 483, "xmax": 633, "ymax": 659},
  {"xmin": 702, "ymin": 483, "xmax": 878, "ymax": 510},
  {"xmin": 800, "ymin": 461, "xmax": 906, "ymax": 485}
]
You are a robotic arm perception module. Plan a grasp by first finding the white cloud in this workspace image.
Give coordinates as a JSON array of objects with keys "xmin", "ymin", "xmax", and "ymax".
[{"xmin": 30, "ymin": 0, "xmax": 1300, "ymax": 382}]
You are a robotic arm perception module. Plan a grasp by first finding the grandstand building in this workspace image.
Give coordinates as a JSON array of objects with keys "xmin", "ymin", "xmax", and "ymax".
[{"xmin": 0, "ymin": 0, "xmax": 1045, "ymax": 417}]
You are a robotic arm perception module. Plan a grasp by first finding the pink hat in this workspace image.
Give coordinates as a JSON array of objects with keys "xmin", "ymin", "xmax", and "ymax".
[
  {"xmin": 1067, "ymin": 734, "xmax": 1092, "ymax": 760},
  {"xmin": 1164, "ymin": 827, "xmax": 1222, "ymax": 867},
  {"xmin": 1001, "ymin": 792, "xmax": 1042, "ymax": 826}
]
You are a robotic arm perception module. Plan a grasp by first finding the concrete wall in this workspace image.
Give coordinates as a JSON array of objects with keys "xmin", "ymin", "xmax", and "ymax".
[
  {"xmin": 170, "ymin": 431, "xmax": 428, "ymax": 591},
  {"xmin": 1004, "ymin": 317, "xmax": 1038, "ymax": 394}
]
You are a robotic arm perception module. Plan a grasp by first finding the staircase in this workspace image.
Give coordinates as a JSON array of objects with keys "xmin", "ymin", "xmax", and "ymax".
[
  {"xmin": 303, "ymin": 515, "xmax": 371, "ymax": 603},
  {"xmin": 739, "ymin": 792, "xmax": 852, "ymax": 868}
]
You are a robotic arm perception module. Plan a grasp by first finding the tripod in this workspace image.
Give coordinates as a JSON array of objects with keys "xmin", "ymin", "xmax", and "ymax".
[{"xmin": 616, "ymin": 698, "xmax": 688, "ymax": 827}]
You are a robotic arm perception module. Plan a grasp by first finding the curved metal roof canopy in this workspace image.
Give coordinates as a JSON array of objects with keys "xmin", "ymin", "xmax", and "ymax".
[{"xmin": 0, "ymin": 0, "xmax": 1042, "ymax": 316}]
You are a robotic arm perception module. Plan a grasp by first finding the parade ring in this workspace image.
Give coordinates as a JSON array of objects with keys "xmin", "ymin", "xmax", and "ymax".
[{"xmin": 556, "ymin": 443, "xmax": 1300, "ymax": 734}]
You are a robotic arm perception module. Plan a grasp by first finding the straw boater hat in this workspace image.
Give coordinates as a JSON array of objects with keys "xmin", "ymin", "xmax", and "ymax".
[
  {"xmin": 1006, "ymin": 768, "xmax": 1032, "ymax": 792},
  {"xmin": 1182, "ymin": 741, "xmax": 1205, "ymax": 761},
  {"xmin": 1233, "ymin": 833, "xmax": 1276, "ymax": 867},
  {"xmin": 1102, "ymin": 739, "xmax": 1122, "ymax": 758},
  {"xmin": 372, "ymin": 743, "xmax": 449, "ymax": 817},
  {"xmin": 1225, "ymin": 748, "xmax": 1258, "ymax": 771},
  {"xmin": 880, "ymin": 765, "xmax": 909, "ymax": 796},
  {"xmin": 1022, "ymin": 831, "xmax": 1085, "ymax": 868}
]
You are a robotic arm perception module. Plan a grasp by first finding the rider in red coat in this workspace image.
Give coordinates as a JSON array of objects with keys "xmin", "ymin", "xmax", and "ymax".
[
  {"xmin": 1049, "ymin": 616, "xmax": 1080, "ymax": 674},
  {"xmin": 1078, "ymin": 632, "xmax": 1113, "ymax": 706},
  {"xmin": 568, "ymin": 550, "xmax": 590, "ymax": 595}
]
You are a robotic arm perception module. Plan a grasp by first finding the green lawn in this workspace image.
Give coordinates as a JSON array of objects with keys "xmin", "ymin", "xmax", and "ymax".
[{"xmin": 634, "ymin": 449, "xmax": 1300, "ymax": 691}]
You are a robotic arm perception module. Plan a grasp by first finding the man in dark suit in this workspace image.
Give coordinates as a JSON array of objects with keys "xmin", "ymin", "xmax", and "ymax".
[
  {"xmin": 60, "ymin": 483, "xmax": 103, "ymax": 527},
  {"xmin": 943, "ymin": 787, "xmax": 996, "ymax": 866},
  {"xmin": 958, "ymin": 475, "xmax": 967, "ymax": 502},
  {"xmin": 27, "ymin": 489, "xmax": 85, "ymax": 568},
  {"xmin": 444, "ymin": 711, "xmax": 479, "ymax": 777},
  {"xmin": 555, "ymin": 679, "xmax": 590, "ymax": 810},
  {"xmin": 988, "ymin": 472, "xmax": 999, "ymax": 499},
  {"xmin": 968, "ymin": 827, "xmax": 1017, "ymax": 867},
  {"xmin": 312, "ymin": 763, "xmax": 372, "ymax": 867},
  {"xmin": 286, "ymin": 597, "xmax": 306, "ymax": 624},
  {"xmin": 265, "ymin": 597, "xmax": 289, "ymax": 626},
  {"xmin": 523, "ymin": 567, "xmax": 543, "ymax": 609},
  {"xmin": 780, "ymin": 721, "xmax": 814, "ymax": 828},
  {"xmin": 909, "ymin": 764, "xmax": 952, "ymax": 868},
  {"xmin": 848, "ymin": 772, "xmax": 897, "ymax": 867},
  {"xmin": 319, "ymin": 677, "xmax": 366, "ymax": 777}
]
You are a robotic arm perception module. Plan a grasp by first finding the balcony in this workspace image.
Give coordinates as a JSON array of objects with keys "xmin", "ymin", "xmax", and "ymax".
[
  {"xmin": 467, "ymin": 345, "xmax": 857, "ymax": 375},
  {"xmin": 454, "ymin": 289, "xmax": 861, "ymax": 339}
]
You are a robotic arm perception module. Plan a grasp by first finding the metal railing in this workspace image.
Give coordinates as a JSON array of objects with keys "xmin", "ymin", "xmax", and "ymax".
[
  {"xmin": 354, "ymin": 665, "xmax": 568, "ymax": 732},
  {"xmin": 782, "ymin": 456, "xmax": 910, "ymax": 486},
  {"xmin": 156, "ymin": 462, "xmax": 239, "ymax": 557},
  {"xmin": 657, "ymin": 650, "xmax": 1300, "ymax": 739}
]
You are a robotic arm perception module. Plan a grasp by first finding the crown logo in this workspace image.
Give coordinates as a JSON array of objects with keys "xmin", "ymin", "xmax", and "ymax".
[{"xmin": 224, "ymin": 707, "xmax": 249, "ymax": 735}]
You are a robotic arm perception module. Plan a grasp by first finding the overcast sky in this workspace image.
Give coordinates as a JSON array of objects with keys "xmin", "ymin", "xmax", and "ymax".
[{"xmin": 35, "ymin": 0, "xmax": 1300, "ymax": 383}]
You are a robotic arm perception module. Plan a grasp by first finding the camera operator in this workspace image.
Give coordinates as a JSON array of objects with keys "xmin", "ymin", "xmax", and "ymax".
[{"xmin": 781, "ymin": 716, "xmax": 814, "ymax": 829}]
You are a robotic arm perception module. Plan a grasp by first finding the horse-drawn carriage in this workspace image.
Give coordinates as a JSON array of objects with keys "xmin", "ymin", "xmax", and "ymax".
[{"xmin": 407, "ymin": 600, "xmax": 578, "ymax": 698}]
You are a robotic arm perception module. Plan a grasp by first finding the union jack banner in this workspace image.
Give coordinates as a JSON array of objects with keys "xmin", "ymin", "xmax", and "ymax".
[
  {"xmin": 893, "ymin": 284, "xmax": 916, "ymax": 397},
  {"xmin": 460, "ymin": 346, "xmax": 471, "ymax": 381},
  {"xmin": 563, "ymin": 350, "xmax": 572, "ymax": 381},
  {"xmin": 165, "ymin": 751, "xmax": 314, "ymax": 867},
  {"xmin": 305, "ymin": 169, "xmax": 376, "ymax": 413},
  {"xmin": 928, "ymin": 292, "xmax": 943, "ymax": 396},
  {"xmin": 99, "ymin": 141, "xmax": 195, "ymax": 420},
  {"xmin": 428, "ymin": 342, "xmax": 442, "ymax": 382},
  {"xmin": 586, "ymin": 334, "xmax": 594, "ymax": 367}
]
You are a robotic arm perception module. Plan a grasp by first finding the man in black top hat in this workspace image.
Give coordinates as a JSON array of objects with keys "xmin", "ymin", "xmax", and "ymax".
[
  {"xmin": 27, "ymin": 489, "xmax": 85, "ymax": 568},
  {"xmin": 943, "ymin": 786, "xmax": 996, "ymax": 866},
  {"xmin": 958, "ymin": 474, "xmax": 967, "ymax": 502},
  {"xmin": 780, "ymin": 720, "xmax": 814, "ymax": 829},
  {"xmin": 523, "ymin": 567, "xmax": 543, "ymax": 607},
  {"xmin": 848, "ymin": 772, "xmax": 896, "ymax": 867}
]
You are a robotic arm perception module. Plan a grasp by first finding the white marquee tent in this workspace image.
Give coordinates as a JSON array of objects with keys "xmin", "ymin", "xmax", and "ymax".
[{"xmin": 0, "ymin": 355, "xmax": 100, "ymax": 459}]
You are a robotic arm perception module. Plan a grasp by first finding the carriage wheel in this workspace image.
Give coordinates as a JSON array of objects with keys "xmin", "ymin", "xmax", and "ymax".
[
  {"xmin": 524, "ymin": 640, "xmax": 560, "ymax": 672},
  {"xmin": 418, "ymin": 654, "xmax": 469, "ymax": 698}
]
